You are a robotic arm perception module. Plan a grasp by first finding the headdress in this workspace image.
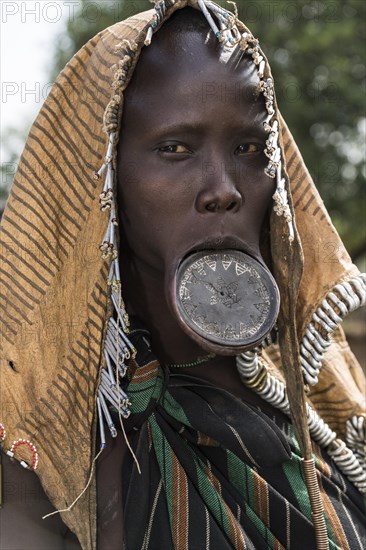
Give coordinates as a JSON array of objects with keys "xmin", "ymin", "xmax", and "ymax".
[{"xmin": 0, "ymin": 1, "xmax": 365, "ymax": 548}]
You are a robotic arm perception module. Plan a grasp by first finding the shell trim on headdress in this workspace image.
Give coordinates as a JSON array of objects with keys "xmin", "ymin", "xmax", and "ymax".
[{"xmin": 300, "ymin": 273, "xmax": 366, "ymax": 385}]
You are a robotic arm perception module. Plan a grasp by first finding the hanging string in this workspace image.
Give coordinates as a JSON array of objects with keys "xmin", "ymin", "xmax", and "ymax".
[{"xmin": 42, "ymin": 447, "xmax": 104, "ymax": 520}]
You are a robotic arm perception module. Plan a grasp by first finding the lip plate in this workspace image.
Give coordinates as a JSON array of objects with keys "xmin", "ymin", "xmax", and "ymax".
[{"xmin": 173, "ymin": 248, "xmax": 279, "ymax": 355}]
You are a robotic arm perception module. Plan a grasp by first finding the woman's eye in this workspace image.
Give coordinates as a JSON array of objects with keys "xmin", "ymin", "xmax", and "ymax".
[
  {"xmin": 235, "ymin": 143, "xmax": 262, "ymax": 155},
  {"xmin": 158, "ymin": 144, "xmax": 191, "ymax": 154}
]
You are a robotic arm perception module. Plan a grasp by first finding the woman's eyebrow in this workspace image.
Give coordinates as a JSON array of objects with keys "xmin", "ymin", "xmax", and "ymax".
[
  {"xmin": 150, "ymin": 122, "xmax": 206, "ymax": 139},
  {"xmin": 230, "ymin": 121, "xmax": 268, "ymax": 138},
  {"xmin": 150, "ymin": 120, "xmax": 267, "ymax": 140}
]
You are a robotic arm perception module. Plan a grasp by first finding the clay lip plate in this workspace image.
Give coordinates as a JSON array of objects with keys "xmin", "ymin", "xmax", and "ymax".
[{"xmin": 175, "ymin": 249, "xmax": 279, "ymax": 349}]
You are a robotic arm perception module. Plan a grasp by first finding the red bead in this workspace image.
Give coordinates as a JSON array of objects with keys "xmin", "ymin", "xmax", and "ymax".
[{"xmin": 10, "ymin": 438, "xmax": 38, "ymax": 470}]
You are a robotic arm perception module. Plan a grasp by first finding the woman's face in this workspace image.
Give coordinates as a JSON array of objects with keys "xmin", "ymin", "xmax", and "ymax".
[{"xmin": 117, "ymin": 26, "xmax": 275, "ymax": 281}]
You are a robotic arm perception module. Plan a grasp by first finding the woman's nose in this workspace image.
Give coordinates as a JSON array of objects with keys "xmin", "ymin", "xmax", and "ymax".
[{"xmin": 195, "ymin": 164, "xmax": 243, "ymax": 214}]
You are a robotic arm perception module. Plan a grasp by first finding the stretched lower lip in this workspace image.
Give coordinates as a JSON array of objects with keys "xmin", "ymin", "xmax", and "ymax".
[{"xmin": 181, "ymin": 237, "xmax": 256, "ymax": 263}]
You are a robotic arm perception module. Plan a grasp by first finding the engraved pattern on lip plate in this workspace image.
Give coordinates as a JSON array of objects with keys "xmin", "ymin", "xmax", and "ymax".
[{"xmin": 176, "ymin": 250, "xmax": 278, "ymax": 346}]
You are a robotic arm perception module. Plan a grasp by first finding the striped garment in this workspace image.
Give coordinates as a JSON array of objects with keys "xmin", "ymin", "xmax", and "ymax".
[{"xmin": 119, "ymin": 329, "xmax": 366, "ymax": 550}]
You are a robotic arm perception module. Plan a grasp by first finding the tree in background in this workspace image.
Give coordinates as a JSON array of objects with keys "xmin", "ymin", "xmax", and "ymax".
[{"xmin": 2, "ymin": 0, "xmax": 365, "ymax": 263}]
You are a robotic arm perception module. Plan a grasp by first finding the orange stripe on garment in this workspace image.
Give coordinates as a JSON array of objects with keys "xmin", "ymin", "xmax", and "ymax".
[
  {"xmin": 273, "ymin": 536, "xmax": 286, "ymax": 550},
  {"xmin": 205, "ymin": 463, "xmax": 247, "ymax": 550},
  {"xmin": 224, "ymin": 499, "xmax": 247, "ymax": 550},
  {"xmin": 253, "ymin": 470, "xmax": 270, "ymax": 529},
  {"xmin": 318, "ymin": 476, "xmax": 350, "ymax": 550},
  {"xmin": 312, "ymin": 443, "xmax": 331, "ymax": 479},
  {"xmin": 172, "ymin": 453, "xmax": 189, "ymax": 550},
  {"xmin": 252, "ymin": 471, "xmax": 286, "ymax": 549},
  {"xmin": 197, "ymin": 431, "xmax": 218, "ymax": 446},
  {"xmin": 130, "ymin": 361, "xmax": 159, "ymax": 383}
]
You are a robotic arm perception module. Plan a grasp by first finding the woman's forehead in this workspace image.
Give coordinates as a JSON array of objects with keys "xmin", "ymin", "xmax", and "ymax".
[{"xmin": 124, "ymin": 31, "xmax": 262, "ymax": 115}]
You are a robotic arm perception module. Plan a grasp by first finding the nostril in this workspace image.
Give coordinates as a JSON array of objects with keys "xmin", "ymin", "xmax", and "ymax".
[{"xmin": 226, "ymin": 202, "xmax": 236, "ymax": 211}]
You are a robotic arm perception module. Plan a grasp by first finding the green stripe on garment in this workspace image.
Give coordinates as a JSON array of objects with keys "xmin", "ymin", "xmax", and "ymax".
[
  {"xmin": 129, "ymin": 370, "xmax": 164, "ymax": 414},
  {"xmin": 150, "ymin": 412, "xmax": 237, "ymax": 547},
  {"xmin": 161, "ymin": 390, "xmax": 191, "ymax": 426},
  {"xmin": 312, "ymin": 451, "xmax": 339, "ymax": 547},
  {"xmin": 282, "ymin": 458, "xmax": 340, "ymax": 546},
  {"xmin": 244, "ymin": 504, "xmax": 275, "ymax": 547},
  {"xmin": 227, "ymin": 449, "xmax": 247, "ymax": 498},
  {"xmin": 149, "ymin": 413, "xmax": 174, "ymax": 522},
  {"xmin": 282, "ymin": 451, "xmax": 313, "ymax": 520},
  {"xmin": 288, "ymin": 425, "xmax": 301, "ymax": 454},
  {"xmin": 152, "ymin": 390, "xmax": 246, "ymax": 546},
  {"xmin": 227, "ymin": 450, "xmax": 275, "ymax": 547},
  {"xmin": 245, "ymin": 458, "xmax": 256, "ymax": 512},
  {"xmin": 328, "ymin": 535, "xmax": 344, "ymax": 549},
  {"xmin": 192, "ymin": 451, "xmax": 232, "ymax": 542},
  {"xmin": 283, "ymin": 426, "xmax": 313, "ymax": 519},
  {"xmin": 149, "ymin": 409, "xmax": 230, "ymax": 538}
]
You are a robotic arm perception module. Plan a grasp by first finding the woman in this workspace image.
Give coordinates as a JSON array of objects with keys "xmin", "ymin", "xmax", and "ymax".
[{"xmin": 0, "ymin": 2, "xmax": 365, "ymax": 549}]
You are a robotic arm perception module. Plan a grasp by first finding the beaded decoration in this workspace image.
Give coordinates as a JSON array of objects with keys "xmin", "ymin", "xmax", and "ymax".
[
  {"xmin": 145, "ymin": 0, "xmax": 174, "ymax": 45},
  {"xmin": 166, "ymin": 352, "xmax": 216, "ymax": 369},
  {"xmin": 236, "ymin": 350, "xmax": 366, "ymax": 493},
  {"xmin": 95, "ymin": 135, "xmax": 136, "ymax": 447},
  {"xmin": 300, "ymin": 273, "xmax": 366, "ymax": 385},
  {"xmin": 296, "ymin": 273, "xmax": 366, "ymax": 478},
  {"xmin": 196, "ymin": 0, "xmax": 241, "ymax": 45},
  {"xmin": 6, "ymin": 438, "xmax": 38, "ymax": 470},
  {"xmin": 0, "ymin": 423, "xmax": 6, "ymax": 442},
  {"xmin": 95, "ymin": 30, "xmax": 146, "ymax": 448},
  {"xmin": 238, "ymin": 33, "xmax": 294, "ymax": 241},
  {"xmin": 95, "ymin": 35, "xmax": 145, "ymax": 443}
]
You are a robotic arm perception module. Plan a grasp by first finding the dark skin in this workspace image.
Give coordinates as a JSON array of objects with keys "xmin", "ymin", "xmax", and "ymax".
[{"xmin": 0, "ymin": 21, "xmax": 277, "ymax": 550}]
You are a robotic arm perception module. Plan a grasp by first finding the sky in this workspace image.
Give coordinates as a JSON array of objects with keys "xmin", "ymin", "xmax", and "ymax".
[{"xmin": 1, "ymin": 1, "xmax": 72, "ymax": 162}]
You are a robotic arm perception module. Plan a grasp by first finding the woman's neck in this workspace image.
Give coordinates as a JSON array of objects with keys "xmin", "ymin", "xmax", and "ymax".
[{"xmin": 121, "ymin": 254, "xmax": 209, "ymax": 364}]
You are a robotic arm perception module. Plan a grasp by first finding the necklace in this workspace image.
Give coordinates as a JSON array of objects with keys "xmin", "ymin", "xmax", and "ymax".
[{"xmin": 166, "ymin": 352, "xmax": 216, "ymax": 369}]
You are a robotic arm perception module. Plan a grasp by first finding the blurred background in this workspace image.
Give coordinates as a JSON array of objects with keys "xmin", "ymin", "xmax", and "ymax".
[{"xmin": 1, "ymin": 0, "xmax": 365, "ymax": 365}]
